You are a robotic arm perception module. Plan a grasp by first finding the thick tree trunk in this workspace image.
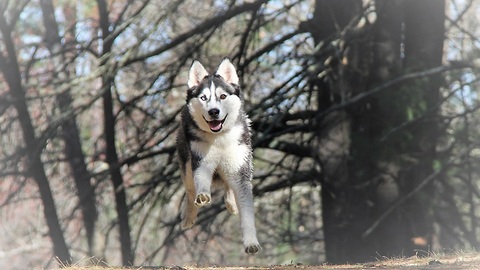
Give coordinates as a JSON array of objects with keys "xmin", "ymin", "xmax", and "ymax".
[
  {"xmin": 399, "ymin": 0, "xmax": 445, "ymax": 253},
  {"xmin": 307, "ymin": 0, "xmax": 364, "ymax": 263},
  {"xmin": 308, "ymin": 0, "xmax": 445, "ymax": 263},
  {"xmin": 346, "ymin": 0, "xmax": 408, "ymax": 260}
]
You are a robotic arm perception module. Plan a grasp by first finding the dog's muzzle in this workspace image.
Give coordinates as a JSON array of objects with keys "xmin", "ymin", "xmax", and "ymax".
[{"xmin": 203, "ymin": 114, "xmax": 227, "ymax": 132}]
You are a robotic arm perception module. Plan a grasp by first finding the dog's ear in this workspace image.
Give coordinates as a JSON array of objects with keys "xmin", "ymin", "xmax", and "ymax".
[
  {"xmin": 188, "ymin": 60, "xmax": 209, "ymax": 88},
  {"xmin": 216, "ymin": 58, "xmax": 239, "ymax": 85}
]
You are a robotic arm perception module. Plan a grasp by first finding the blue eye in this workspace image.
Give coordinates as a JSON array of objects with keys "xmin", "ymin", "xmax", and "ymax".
[{"xmin": 200, "ymin": 95, "xmax": 207, "ymax": 101}]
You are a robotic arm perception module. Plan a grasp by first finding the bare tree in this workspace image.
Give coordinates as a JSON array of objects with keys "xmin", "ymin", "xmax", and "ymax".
[
  {"xmin": 0, "ymin": 2, "xmax": 71, "ymax": 266},
  {"xmin": 1, "ymin": 0, "xmax": 480, "ymax": 268},
  {"xmin": 39, "ymin": 0, "xmax": 97, "ymax": 256}
]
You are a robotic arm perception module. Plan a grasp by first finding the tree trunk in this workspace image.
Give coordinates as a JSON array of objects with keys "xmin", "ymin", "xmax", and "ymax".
[
  {"xmin": 39, "ymin": 0, "xmax": 97, "ymax": 256},
  {"xmin": 307, "ymin": 0, "xmax": 364, "ymax": 263},
  {"xmin": 345, "ymin": 0, "xmax": 408, "ymax": 260},
  {"xmin": 96, "ymin": 0, "xmax": 134, "ymax": 265},
  {"xmin": 308, "ymin": 0, "xmax": 445, "ymax": 263},
  {"xmin": 0, "ymin": 13, "xmax": 71, "ymax": 265},
  {"xmin": 399, "ymin": 0, "xmax": 445, "ymax": 253}
]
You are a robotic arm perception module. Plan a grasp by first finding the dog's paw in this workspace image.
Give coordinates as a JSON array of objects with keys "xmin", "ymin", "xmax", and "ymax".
[
  {"xmin": 244, "ymin": 244, "xmax": 261, "ymax": 254},
  {"xmin": 195, "ymin": 193, "xmax": 211, "ymax": 206}
]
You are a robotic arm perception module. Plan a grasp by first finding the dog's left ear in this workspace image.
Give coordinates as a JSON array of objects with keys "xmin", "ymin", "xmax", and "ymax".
[{"xmin": 216, "ymin": 58, "xmax": 239, "ymax": 85}]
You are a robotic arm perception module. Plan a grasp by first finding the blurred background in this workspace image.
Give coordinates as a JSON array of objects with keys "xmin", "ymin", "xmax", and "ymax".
[{"xmin": 0, "ymin": 0, "xmax": 479, "ymax": 269}]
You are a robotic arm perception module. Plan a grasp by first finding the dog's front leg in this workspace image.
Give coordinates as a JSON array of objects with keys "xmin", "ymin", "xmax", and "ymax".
[{"xmin": 193, "ymin": 162, "xmax": 215, "ymax": 207}]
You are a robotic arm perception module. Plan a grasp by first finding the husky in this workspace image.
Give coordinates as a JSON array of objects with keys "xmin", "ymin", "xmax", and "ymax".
[{"xmin": 176, "ymin": 58, "xmax": 261, "ymax": 254}]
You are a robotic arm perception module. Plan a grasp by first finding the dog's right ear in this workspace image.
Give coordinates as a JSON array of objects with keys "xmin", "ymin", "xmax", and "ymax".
[{"xmin": 188, "ymin": 60, "xmax": 209, "ymax": 88}]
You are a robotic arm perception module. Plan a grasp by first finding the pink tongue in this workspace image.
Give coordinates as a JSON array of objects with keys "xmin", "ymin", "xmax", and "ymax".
[{"xmin": 209, "ymin": 120, "xmax": 222, "ymax": 131}]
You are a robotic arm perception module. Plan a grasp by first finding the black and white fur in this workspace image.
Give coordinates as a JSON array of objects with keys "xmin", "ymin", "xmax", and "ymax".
[{"xmin": 176, "ymin": 58, "xmax": 260, "ymax": 254}]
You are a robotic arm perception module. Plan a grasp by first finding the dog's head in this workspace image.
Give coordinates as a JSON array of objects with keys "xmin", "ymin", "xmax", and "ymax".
[{"xmin": 186, "ymin": 58, "xmax": 242, "ymax": 133}]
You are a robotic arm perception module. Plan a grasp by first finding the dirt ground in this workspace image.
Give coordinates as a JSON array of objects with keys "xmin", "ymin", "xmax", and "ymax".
[{"xmin": 62, "ymin": 252, "xmax": 480, "ymax": 270}]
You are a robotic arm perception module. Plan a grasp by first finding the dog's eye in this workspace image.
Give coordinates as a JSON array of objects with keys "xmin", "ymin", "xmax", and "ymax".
[
  {"xmin": 220, "ymin": 94, "xmax": 227, "ymax": 100},
  {"xmin": 199, "ymin": 95, "xmax": 207, "ymax": 101}
]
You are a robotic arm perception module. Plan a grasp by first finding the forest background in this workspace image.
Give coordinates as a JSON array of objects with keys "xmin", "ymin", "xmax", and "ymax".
[{"xmin": 0, "ymin": 0, "xmax": 479, "ymax": 269}]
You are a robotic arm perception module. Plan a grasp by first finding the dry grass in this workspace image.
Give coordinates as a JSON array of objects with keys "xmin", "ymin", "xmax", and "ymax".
[{"xmin": 58, "ymin": 251, "xmax": 480, "ymax": 270}]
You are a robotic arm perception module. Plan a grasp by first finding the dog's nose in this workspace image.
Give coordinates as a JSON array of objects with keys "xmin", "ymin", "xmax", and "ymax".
[{"xmin": 208, "ymin": 108, "xmax": 220, "ymax": 118}]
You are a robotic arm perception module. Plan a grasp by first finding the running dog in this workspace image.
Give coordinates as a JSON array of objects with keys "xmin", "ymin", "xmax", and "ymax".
[{"xmin": 176, "ymin": 58, "xmax": 260, "ymax": 254}]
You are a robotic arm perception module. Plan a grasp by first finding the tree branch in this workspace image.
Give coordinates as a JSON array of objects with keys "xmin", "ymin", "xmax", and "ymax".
[{"xmin": 121, "ymin": 0, "xmax": 268, "ymax": 66}]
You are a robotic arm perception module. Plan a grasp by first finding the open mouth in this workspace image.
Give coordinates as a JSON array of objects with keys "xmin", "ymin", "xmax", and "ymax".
[{"xmin": 203, "ymin": 115, "xmax": 227, "ymax": 132}]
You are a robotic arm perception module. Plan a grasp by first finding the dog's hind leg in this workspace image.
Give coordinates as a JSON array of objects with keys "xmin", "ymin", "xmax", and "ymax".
[
  {"xmin": 181, "ymin": 165, "xmax": 199, "ymax": 229},
  {"xmin": 181, "ymin": 192, "xmax": 198, "ymax": 229},
  {"xmin": 224, "ymin": 188, "xmax": 238, "ymax": 215},
  {"xmin": 228, "ymin": 169, "xmax": 261, "ymax": 254}
]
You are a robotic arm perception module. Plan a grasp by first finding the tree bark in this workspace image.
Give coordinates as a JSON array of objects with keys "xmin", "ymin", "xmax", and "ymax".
[
  {"xmin": 399, "ymin": 0, "xmax": 445, "ymax": 253},
  {"xmin": 346, "ymin": 0, "xmax": 408, "ymax": 260},
  {"xmin": 96, "ymin": 0, "xmax": 134, "ymax": 265},
  {"xmin": 308, "ymin": 0, "xmax": 445, "ymax": 263},
  {"xmin": 0, "ymin": 11, "xmax": 71, "ymax": 266},
  {"xmin": 307, "ymin": 0, "xmax": 364, "ymax": 263},
  {"xmin": 39, "ymin": 0, "xmax": 97, "ymax": 256}
]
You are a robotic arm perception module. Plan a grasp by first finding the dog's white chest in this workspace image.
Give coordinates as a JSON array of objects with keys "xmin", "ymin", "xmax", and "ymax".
[{"xmin": 191, "ymin": 125, "xmax": 249, "ymax": 172}]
